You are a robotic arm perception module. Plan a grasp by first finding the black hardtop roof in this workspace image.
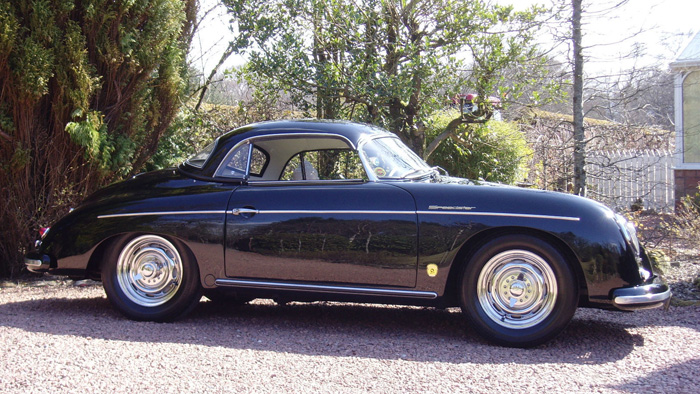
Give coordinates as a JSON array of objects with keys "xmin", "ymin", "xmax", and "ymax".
[
  {"xmin": 217, "ymin": 119, "xmax": 394, "ymax": 147},
  {"xmin": 181, "ymin": 120, "xmax": 398, "ymax": 178}
]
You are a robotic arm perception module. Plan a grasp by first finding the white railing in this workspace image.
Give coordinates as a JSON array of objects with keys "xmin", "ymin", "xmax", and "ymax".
[{"xmin": 586, "ymin": 150, "xmax": 675, "ymax": 212}]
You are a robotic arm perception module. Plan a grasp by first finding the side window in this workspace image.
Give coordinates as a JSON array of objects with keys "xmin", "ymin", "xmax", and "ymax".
[
  {"xmin": 281, "ymin": 154, "xmax": 305, "ymax": 180},
  {"xmin": 280, "ymin": 149, "xmax": 366, "ymax": 181},
  {"xmin": 218, "ymin": 144, "xmax": 269, "ymax": 178}
]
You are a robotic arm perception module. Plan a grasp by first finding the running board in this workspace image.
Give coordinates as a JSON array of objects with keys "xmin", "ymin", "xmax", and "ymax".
[{"xmin": 215, "ymin": 278, "xmax": 438, "ymax": 299}]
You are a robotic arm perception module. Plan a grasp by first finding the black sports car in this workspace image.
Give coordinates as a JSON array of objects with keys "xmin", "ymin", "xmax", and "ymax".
[{"xmin": 25, "ymin": 120, "xmax": 671, "ymax": 347}]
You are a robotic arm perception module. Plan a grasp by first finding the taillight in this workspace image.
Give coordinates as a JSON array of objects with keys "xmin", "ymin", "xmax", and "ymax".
[{"xmin": 39, "ymin": 227, "xmax": 50, "ymax": 239}]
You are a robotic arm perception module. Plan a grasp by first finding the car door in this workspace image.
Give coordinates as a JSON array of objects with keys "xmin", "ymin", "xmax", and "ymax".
[
  {"xmin": 222, "ymin": 137, "xmax": 418, "ymax": 288},
  {"xmin": 225, "ymin": 182, "xmax": 417, "ymax": 287}
]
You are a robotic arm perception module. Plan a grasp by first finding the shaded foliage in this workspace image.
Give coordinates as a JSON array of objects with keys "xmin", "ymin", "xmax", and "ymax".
[{"xmin": 0, "ymin": 0, "xmax": 194, "ymax": 277}]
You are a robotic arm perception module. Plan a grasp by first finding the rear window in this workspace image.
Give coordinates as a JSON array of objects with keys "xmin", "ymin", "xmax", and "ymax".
[{"xmin": 186, "ymin": 141, "xmax": 216, "ymax": 168}]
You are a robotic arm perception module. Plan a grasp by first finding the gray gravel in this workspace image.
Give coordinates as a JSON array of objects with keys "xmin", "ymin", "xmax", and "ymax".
[{"xmin": 1, "ymin": 284, "xmax": 699, "ymax": 393}]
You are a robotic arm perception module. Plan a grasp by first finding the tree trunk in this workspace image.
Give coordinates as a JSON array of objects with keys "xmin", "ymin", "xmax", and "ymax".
[
  {"xmin": 383, "ymin": 3, "xmax": 408, "ymax": 144},
  {"xmin": 572, "ymin": 0, "xmax": 586, "ymax": 196}
]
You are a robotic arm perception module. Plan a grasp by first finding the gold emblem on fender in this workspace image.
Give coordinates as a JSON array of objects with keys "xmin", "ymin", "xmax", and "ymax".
[{"xmin": 426, "ymin": 264, "xmax": 438, "ymax": 277}]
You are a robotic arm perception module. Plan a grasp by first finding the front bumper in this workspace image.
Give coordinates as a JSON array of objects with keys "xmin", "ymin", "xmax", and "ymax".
[{"xmin": 612, "ymin": 278, "xmax": 671, "ymax": 311}]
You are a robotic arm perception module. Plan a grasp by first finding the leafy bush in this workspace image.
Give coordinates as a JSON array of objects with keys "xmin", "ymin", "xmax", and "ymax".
[
  {"xmin": 425, "ymin": 109, "xmax": 532, "ymax": 184},
  {"xmin": 0, "ymin": 0, "xmax": 193, "ymax": 277}
]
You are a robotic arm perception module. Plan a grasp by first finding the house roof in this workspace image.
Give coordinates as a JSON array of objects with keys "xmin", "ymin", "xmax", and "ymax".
[{"xmin": 671, "ymin": 31, "xmax": 700, "ymax": 70}]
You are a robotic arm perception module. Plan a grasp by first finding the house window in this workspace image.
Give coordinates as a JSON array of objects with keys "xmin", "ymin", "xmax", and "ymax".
[{"xmin": 683, "ymin": 71, "xmax": 700, "ymax": 163}]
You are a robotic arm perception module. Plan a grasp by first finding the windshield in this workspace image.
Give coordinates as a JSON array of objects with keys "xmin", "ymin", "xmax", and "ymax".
[{"xmin": 360, "ymin": 137, "xmax": 432, "ymax": 179}]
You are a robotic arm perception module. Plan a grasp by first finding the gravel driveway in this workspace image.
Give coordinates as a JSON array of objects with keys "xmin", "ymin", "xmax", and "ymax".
[{"xmin": 1, "ymin": 283, "xmax": 698, "ymax": 393}]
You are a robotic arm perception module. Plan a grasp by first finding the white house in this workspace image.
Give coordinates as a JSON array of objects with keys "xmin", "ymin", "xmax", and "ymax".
[{"xmin": 671, "ymin": 31, "xmax": 700, "ymax": 205}]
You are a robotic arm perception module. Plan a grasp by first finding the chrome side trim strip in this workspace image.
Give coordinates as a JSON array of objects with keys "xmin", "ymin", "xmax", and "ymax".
[
  {"xmin": 98, "ymin": 210, "xmax": 227, "ymax": 219},
  {"xmin": 417, "ymin": 211, "xmax": 581, "ymax": 222},
  {"xmin": 252, "ymin": 210, "xmax": 415, "ymax": 215},
  {"xmin": 215, "ymin": 278, "xmax": 438, "ymax": 299},
  {"xmin": 614, "ymin": 289, "xmax": 672, "ymax": 306},
  {"xmin": 247, "ymin": 179, "xmax": 366, "ymax": 186},
  {"xmin": 98, "ymin": 209, "xmax": 579, "ymax": 222}
]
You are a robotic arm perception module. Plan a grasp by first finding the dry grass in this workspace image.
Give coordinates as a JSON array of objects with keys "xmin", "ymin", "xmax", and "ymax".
[{"xmin": 633, "ymin": 209, "xmax": 700, "ymax": 302}]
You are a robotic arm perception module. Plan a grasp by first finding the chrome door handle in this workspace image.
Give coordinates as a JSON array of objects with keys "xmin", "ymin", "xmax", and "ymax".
[{"xmin": 229, "ymin": 208, "xmax": 259, "ymax": 215}]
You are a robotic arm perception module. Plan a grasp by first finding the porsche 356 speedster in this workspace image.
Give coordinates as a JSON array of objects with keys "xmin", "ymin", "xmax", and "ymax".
[{"xmin": 25, "ymin": 120, "xmax": 671, "ymax": 347}]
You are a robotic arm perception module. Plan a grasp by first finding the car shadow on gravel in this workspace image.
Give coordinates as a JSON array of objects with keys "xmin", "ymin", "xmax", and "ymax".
[{"xmin": 4, "ymin": 291, "xmax": 691, "ymax": 365}]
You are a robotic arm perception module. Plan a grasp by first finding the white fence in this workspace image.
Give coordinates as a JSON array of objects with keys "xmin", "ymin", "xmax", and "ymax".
[{"xmin": 586, "ymin": 150, "xmax": 675, "ymax": 212}]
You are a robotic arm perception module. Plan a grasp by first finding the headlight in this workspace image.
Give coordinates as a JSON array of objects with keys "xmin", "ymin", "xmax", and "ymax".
[{"xmin": 615, "ymin": 214, "xmax": 640, "ymax": 256}]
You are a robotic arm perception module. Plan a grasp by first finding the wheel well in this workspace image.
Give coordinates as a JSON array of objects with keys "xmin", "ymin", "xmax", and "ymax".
[
  {"xmin": 85, "ymin": 235, "xmax": 124, "ymax": 281},
  {"xmin": 84, "ymin": 233, "xmax": 197, "ymax": 281},
  {"xmin": 443, "ymin": 227, "xmax": 588, "ymax": 305}
]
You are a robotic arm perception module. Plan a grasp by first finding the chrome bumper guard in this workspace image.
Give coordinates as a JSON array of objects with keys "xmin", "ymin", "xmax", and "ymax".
[
  {"xmin": 24, "ymin": 254, "xmax": 51, "ymax": 273},
  {"xmin": 612, "ymin": 281, "xmax": 672, "ymax": 311}
]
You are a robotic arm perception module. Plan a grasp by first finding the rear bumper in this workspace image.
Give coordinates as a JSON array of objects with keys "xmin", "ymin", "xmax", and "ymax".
[
  {"xmin": 612, "ymin": 278, "xmax": 671, "ymax": 310},
  {"xmin": 24, "ymin": 252, "xmax": 52, "ymax": 273}
]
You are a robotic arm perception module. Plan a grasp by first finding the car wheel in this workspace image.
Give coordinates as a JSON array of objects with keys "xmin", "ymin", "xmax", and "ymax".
[
  {"xmin": 460, "ymin": 234, "xmax": 577, "ymax": 347},
  {"xmin": 102, "ymin": 234, "xmax": 202, "ymax": 321}
]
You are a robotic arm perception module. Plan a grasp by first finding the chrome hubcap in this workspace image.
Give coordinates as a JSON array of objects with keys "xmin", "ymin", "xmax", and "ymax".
[
  {"xmin": 477, "ymin": 250, "xmax": 557, "ymax": 329},
  {"xmin": 116, "ymin": 236, "xmax": 182, "ymax": 307}
]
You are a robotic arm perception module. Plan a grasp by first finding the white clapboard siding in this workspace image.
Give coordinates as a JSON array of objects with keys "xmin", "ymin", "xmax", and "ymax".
[{"xmin": 586, "ymin": 150, "xmax": 674, "ymax": 212}]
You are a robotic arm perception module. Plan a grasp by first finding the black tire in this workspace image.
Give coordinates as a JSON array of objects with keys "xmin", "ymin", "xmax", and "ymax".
[
  {"xmin": 460, "ymin": 234, "xmax": 578, "ymax": 348},
  {"xmin": 102, "ymin": 234, "xmax": 202, "ymax": 322}
]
